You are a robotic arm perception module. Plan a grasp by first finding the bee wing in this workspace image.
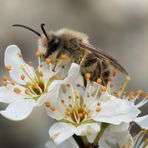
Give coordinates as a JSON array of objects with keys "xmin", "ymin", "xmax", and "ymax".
[{"xmin": 79, "ymin": 43, "xmax": 129, "ymax": 76}]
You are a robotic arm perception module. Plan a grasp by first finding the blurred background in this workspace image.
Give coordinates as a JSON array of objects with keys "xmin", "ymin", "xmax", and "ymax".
[{"xmin": 0, "ymin": 0, "xmax": 148, "ymax": 147}]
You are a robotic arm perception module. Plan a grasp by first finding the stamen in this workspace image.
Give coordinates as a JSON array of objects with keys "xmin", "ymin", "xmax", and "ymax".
[
  {"xmin": 101, "ymin": 86, "xmax": 107, "ymax": 92},
  {"xmin": 10, "ymin": 80, "xmax": 15, "ymax": 85},
  {"xmin": 14, "ymin": 88, "xmax": 21, "ymax": 94},
  {"xmin": 38, "ymin": 71, "xmax": 43, "ymax": 77},
  {"xmin": 96, "ymin": 105, "xmax": 101, "ymax": 112},
  {"xmin": 28, "ymin": 61, "xmax": 33, "ymax": 66},
  {"xmin": 137, "ymin": 89, "xmax": 143, "ymax": 97},
  {"xmin": 45, "ymin": 101, "xmax": 51, "ymax": 108},
  {"xmin": 141, "ymin": 128, "xmax": 147, "ymax": 134},
  {"xmin": 25, "ymin": 89, "xmax": 30, "ymax": 95},
  {"xmin": 85, "ymin": 73, "xmax": 91, "ymax": 79},
  {"xmin": 145, "ymin": 93, "xmax": 148, "ymax": 99},
  {"xmin": 26, "ymin": 82, "xmax": 31, "ymax": 87},
  {"xmin": 60, "ymin": 54, "xmax": 67, "ymax": 60},
  {"xmin": 145, "ymin": 138, "xmax": 148, "ymax": 143},
  {"xmin": 54, "ymin": 76, "xmax": 61, "ymax": 80},
  {"xmin": 2, "ymin": 81, "xmax": 7, "ymax": 86},
  {"xmin": 97, "ymin": 78, "xmax": 102, "ymax": 84},
  {"xmin": 77, "ymin": 112, "xmax": 84, "ymax": 118},
  {"xmin": 45, "ymin": 58, "xmax": 51, "ymax": 64},
  {"xmin": 61, "ymin": 99, "xmax": 64, "ymax": 103},
  {"xmin": 21, "ymin": 75, "xmax": 25, "ymax": 80},
  {"xmin": 35, "ymin": 51, "xmax": 42, "ymax": 57},
  {"xmin": 5, "ymin": 65, "xmax": 11, "ymax": 71},
  {"xmin": 2, "ymin": 75, "xmax": 8, "ymax": 81},
  {"xmin": 50, "ymin": 106, "xmax": 56, "ymax": 111}
]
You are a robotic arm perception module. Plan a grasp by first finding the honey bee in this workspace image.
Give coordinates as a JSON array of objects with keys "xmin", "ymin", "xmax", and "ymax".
[{"xmin": 13, "ymin": 24, "xmax": 129, "ymax": 85}]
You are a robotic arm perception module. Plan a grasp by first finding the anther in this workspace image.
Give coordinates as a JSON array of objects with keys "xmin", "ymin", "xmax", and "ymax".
[
  {"xmin": 141, "ymin": 128, "xmax": 147, "ymax": 134},
  {"xmin": 14, "ymin": 88, "xmax": 21, "ymax": 94},
  {"xmin": 25, "ymin": 89, "xmax": 30, "ymax": 95},
  {"xmin": 97, "ymin": 78, "xmax": 102, "ymax": 84},
  {"xmin": 96, "ymin": 105, "xmax": 101, "ymax": 112},
  {"xmin": 84, "ymin": 73, "xmax": 91, "ymax": 79},
  {"xmin": 67, "ymin": 84, "xmax": 71, "ymax": 87},
  {"xmin": 55, "ymin": 75, "xmax": 61, "ymax": 80},
  {"xmin": 61, "ymin": 99, "xmax": 64, "ymax": 103},
  {"xmin": 5, "ymin": 65, "xmax": 11, "ymax": 71},
  {"xmin": 35, "ymin": 51, "xmax": 42, "ymax": 57},
  {"xmin": 101, "ymin": 86, "xmax": 107, "ymax": 92},
  {"xmin": 45, "ymin": 101, "xmax": 51, "ymax": 108},
  {"xmin": 137, "ymin": 89, "xmax": 143, "ymax": 97},
  {"xmin": 21, "ymin": 75, "xmax": 25, "ymax": 80},
  {"xmin": 145, "ymin": 138, "xmax": 148, "ymax": 143},
  {"xmin": 60, "ymin": 54, "xmax": 67, "ymax": 60},
  {"xmin": 77, "ymin": 112, "xmax": 84, "ymax": 118},
  {"xmin": 50, "ymin": 106, "xmax": 56, "ymax": 111},
  {"xmin": 10, "ymin": 80, "xmax": 15, "ymax": 85},
  {"xmin": 68, "ymin": 96, "xmax": 72, "ymax": 99},
  {"xmin": 28, "ymin": 61, "xmax": 33, "ymax": 66},
  {"xmin": 2, "ymin": 81, "xmax": 7, "ymax": 86},
  {"xmin": 45, "ymin": 58, "xmax": 51, "ymax": 64},
  {"xmin": 2, "ymin": 75, "xmax": 8, "ymax": 81},
  {"xmin": 38, "ymin": 71, "xmax": 43, "ymax": 77},
  {"xmin": 26, "ymin": 82, "xmax": 31, "ymax": 87},
  {"xmin": 145, "ymin": 93, "xmax": 148, "ymax": 99}
]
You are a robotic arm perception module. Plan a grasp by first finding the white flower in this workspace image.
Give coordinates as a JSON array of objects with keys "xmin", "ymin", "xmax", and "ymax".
[
  {"xmin": 45, "ymin": 70, "xmax": 139, "ymax": 145},
  {"xmin": 0, "ymin": 45, "xmax": 77, "ymax": 121}
]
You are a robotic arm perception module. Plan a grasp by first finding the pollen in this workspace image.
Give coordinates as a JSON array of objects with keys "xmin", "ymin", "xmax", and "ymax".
[
  {"xmin": 85, "ymin": 73, "xmax": 91, "ymax": 79},
  {"xmin": 38, "ymin": 71, "xmax": 43, "ymax": 77},
  {"xmin": 5, "ymin": 65, "xmax": 11, "ymax": 71},
  {"xmin": 26, "ymin": 82, "xmax": 31, "ymax": 87},
  {"xmin": 96, "ymin": 105, "xmax": 101, "ymax": 112},
  {"xmin": 45, "ymin": 101, "xmax": 51, "ymax": 108},
  {"xmin": 14, "ymin": 88, "xmax": 21, "ymax": 94},
  {"xmin": 77, "ymin": 112, "xmax": 84, "ymax": 118},
  {"xmin": 101, "ymin": 86, "xmax": 107, "ymax": 92},
  {"xmin": 2, "ymin": 75, "xmax": 8, "ymax": 81},
  {"xmin": 55, "ymin": 75, "xmax": 61, "ymax": 80},
  {"xmin": 21, "ymin": 75, "xmax": 25, "ymax": 80},
  {"xmin": 35, "ymin": 51, "xmax": 42, "ymax": 57},
  {"xmin": 25, "ymin": 89, "xmax": 30, "ymax": 95},
  {"xmin": 45, "ymin": 58, "xmax": 51, "ymax": 63},
  {"xmin": 50, "ymin": 106, "xmax": 56, "ymax": 111},
  {"xmin": 2, "ymin": 81, "xmax": 7, "ymax": 86},
  {"xmin": 137, "ymin": 89, "xmax": 143, "ymax": 97},
  {"xmin": 10, "ymin": 80, "xmax": 15, "ymax": 85},
  {"xmin": 60, "ymin": 54, "xmax": 67, "ymax": 60},
  {"xmin": 28, "ymin": 61, "xmax": 33, "ymax": 66},
  {"xmin": 97, "ymin": 78, "xmax": 102, "ymax": 84}
]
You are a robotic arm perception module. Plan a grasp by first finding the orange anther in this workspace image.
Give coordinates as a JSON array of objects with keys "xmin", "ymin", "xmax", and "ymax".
[
  {"xmin": 25, "ymin": 89, "xmax": 30, "ymax": 95},
  {"xmin": 35, "ymin": 51, "xmax": 42, "ymax": 57},
  {"xmin": 50, "ymin": 106, "xmax": 56, "ymax": 111},
  {"xmin": 84, "ymin": 73, "xmax": 91, "ymax": 79},
  {"xmin": 65, "ymin": 110, "xmax": 71, "ymax": 116},
  {"xmin": 96, "ymin": 105, "xmax": 101, "ymax": 112},
  {"xmin": 141, "ymin": 128, "xmax": 147, "ymax": 134},
  {"xmin": 45, "ymin": 58, "xmax": 51, "ymax": 64},
  {"xmin": 137, "ymin": 89, "xmax": 143, "ymax": 97},
  {"xmin": 21, "ymin": 75, "xmax": 25, "ymax": 80},
  {"xmin": 2, "ymin": 81, "xmax": 7, "ymax": 86},
  {"xmin": 5, "ymin": 65, "xmax": 11, "ymax": 71},
  {"xmin": 38, "ymin": 71, "xmax": 43, "ymax": 77},
  {"xmin": 77, "ymin": 112, "xmax": 83, "ymax": 118},
  {"xmin": 97, "ymin": 78, "xmax": 102, "ymax": 84},
  {"xmin": 55, "ymin": 75, "xmax": 61, "ymax": 80},
  {"xmin": 101, "ymin": 86, "xmax": 107, "ymax": 92},
  {"xmin": 2, "ymin": 75, "xmax": 8, "ymax": 81},
  {"xmin": 28, "ymin": 61, "xmax": 33, "ymax": 66},
  {"xmin": 26, "ymin": 82, "xmax": 31, "ymax": 87},
  {"xmin": 45, "ymin": 101, "xmax": 51, "ymax": 108},
  {"xmin": 145, "ymin": 93, "xmax": 148, "ymax": 99},
  {"xmin": 130, "ymin": 91, "xmax": 135, "ymax": 96},
  {"xmin": 10, "ymin": 80, "xmax": 15, "ymax": 85},
  {"xmin": 14, "ymin": 88, "xmax": 21, "ymax": 94},
  {"xmin": 61, "ymin": 54, "xmax": 67, "ymax": 60}
]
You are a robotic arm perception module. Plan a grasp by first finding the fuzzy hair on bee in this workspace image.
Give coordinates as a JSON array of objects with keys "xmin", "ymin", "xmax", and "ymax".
[{"xmin": 12, "ymin": 23, "xmax": 129, "ymax": 85}]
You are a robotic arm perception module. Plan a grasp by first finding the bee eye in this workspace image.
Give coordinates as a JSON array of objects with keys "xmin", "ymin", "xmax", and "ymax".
[{"xmin": 44, "ymin": 36, "xmax": 60, "ymax": 58}]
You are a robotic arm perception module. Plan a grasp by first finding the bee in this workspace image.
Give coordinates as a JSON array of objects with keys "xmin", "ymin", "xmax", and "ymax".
[{"xmin": 12, "ymin": 24, "xmax": 129, "ymax": 85}]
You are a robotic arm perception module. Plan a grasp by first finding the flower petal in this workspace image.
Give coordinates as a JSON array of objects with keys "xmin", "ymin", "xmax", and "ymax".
[
  {"xmin": 0, "ymin": 99, "xmax": 35, "ymax": 121},
  {"xmin": 5, "ymin": 45, "xmax": 36, "ymax": 84},
  {"xmin": 134, "ymin": 115, "xmax": 148, "ymax": 129},
  {"xmin": 75, "ymin": 123, "xmax": 101, "ymax": 136},
  {"xmin": 0, "ymin": 86, "xmax": 25, "ymax": 103},
  {"xmin": 49, "ymin": 122, "xmax": 76, "ymax": 145},
  {"xmin": 94, "ymin": 96, "xmax": 140, "ymax": 124}
]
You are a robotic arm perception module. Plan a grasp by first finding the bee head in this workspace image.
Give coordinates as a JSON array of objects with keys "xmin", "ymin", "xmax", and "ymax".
[{"xmin": 12, "ymin": 23, "xmax": 61, "ymax": 59}]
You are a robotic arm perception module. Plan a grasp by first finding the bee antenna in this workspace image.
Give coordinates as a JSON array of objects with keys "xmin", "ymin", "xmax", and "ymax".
[
  {"xmin": 41, "ymin": 23, "xmax": 49, "ymax": 39},
  {"xmin": 12, "ymin": 24, "xmax": 41, "ymax": 37}
]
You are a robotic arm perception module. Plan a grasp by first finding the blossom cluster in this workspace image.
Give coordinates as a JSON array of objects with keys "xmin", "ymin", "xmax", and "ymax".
[{"xmin": 0, "ymin": 45, "xmax": 148, "ymax": 148}]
